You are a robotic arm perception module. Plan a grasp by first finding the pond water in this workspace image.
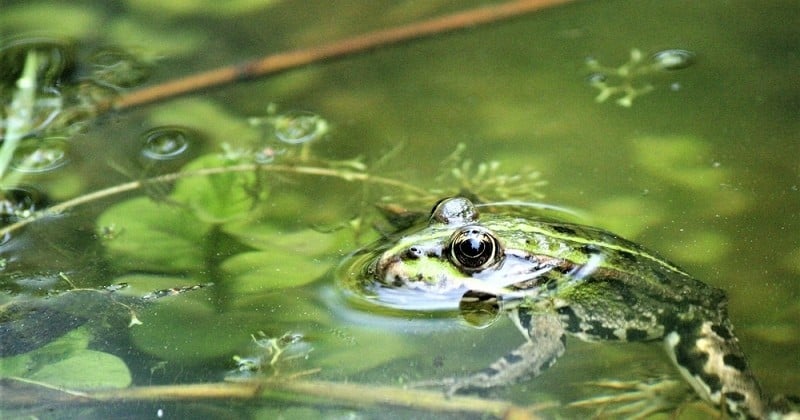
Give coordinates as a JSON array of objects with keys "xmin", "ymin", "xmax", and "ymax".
[{"xmin": 1, "ymin": 0, "xmax": 798, "ymax": 418}]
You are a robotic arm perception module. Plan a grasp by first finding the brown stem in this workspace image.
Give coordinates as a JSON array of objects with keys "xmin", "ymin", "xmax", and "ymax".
[
  {"xmin": 105, "ymin": 0, "xmax": 574, "ymax": 111},
  {"xmin": 2, "ymin": 377, "xmax": 549, "ymax": 418}
]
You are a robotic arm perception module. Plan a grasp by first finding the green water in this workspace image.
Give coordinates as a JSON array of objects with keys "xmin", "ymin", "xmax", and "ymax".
[{"xmin": 1, "ymin": 0, "xmax": 798, "ymax": 418}]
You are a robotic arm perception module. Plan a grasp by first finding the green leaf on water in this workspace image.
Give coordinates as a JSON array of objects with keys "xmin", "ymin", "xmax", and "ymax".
[
  {"xmin": 313, "ymin": 327, "xmax": 415, "ymax": 376},
  {"xmin": 0, "ymin": 327, "xmax": 131, "ymax": 390},
  {"xmin": 221, "ymin": 250, "xmax": 328, "ymax": 294},
  {"xmin": 171, "ymin": 153, "xmax": 263, "ymax": 224},
  {"xmin": 97, "ymin": 196, "xmax": 210, "ymax": 273},
  {"xmin": 223, "ymin": 222, "xmax": 351, "ymax": 254},
  {"xmin": 129, "ymin": 298, "xmax": 259, "ymax": 362},
  {"xmin": 28, "ymin": 349, "xmax": 131, "ymax": 389}
]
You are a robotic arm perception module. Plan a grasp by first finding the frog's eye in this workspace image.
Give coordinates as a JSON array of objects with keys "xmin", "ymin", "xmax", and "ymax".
[{"xmin": 448, "ymin": 227, "xmax": 501, "ymax": 271}]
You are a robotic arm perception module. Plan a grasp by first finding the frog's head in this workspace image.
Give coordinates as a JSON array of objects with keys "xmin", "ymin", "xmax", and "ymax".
[
  {"xmin": 337, "ymin": 198, "xmax": 554, "ymax": 312},
  {"xmin": 373, "ymin": 197, "xmax": 505, "ymax": 291}
]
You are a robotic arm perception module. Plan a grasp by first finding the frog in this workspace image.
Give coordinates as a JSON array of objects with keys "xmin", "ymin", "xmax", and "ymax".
[{"xmin": 336, "ymin": 197, "xmax": 798, "ymax": 419}]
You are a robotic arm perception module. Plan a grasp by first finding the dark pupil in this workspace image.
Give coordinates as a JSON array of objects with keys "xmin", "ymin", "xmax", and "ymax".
[
  {"xmin": 459, "ymin": 237, "xmax": 485, "ymax": 258},
  {"xmin": 453, "ymin": 230, "xmax": 494, "ymax": 269}
]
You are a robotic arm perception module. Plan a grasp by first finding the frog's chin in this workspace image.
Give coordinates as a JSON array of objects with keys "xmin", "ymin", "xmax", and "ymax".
[{"xmin": 366, "ymin": 276, "xmax": 469, "ymax": 312}]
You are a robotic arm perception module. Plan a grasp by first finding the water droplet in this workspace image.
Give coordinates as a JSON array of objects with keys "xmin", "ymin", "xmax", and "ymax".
[
  {"xmin": 140, "ymin": 126, "xmax": 192, "ymax": 160},
  {"xmin": 272, "ymin": 111, "xmax": 329, "ymax": 145},
  {"xmin": 651, "ymin": 49, "xmax": 695, "ymax": 71},
  {"xmin": 11, "ymin": 137, "xmax": 69, "ymax": 173}
]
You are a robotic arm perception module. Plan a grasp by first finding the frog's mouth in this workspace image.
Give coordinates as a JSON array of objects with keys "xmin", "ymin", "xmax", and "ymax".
[{"xmin": 374, "ymin": 250, "xmax": 560, "ymax": 298}]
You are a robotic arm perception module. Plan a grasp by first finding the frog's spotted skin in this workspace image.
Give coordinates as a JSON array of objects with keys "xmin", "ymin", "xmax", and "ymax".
[{"xmin": 337, "ymin": 197, "xmax": 797, "ymax": 419}]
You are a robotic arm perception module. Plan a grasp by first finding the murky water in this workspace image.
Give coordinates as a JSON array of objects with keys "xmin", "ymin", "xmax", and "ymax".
[{"xmin": 1, "ymin": 1, "xmax": 798, "ymax": 418}]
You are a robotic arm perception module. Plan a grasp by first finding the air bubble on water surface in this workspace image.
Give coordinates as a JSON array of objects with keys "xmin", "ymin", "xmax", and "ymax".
[
  {"xmin": 11, "ymin": 137, "xmax": 69, "ymax": 173},
  {"xmin": 651, "ymin": 49, "xmax": 695, "ymax": 71},
  {"xmin": 140, "ymin": 126, "xmax": 192, "ymax": 160},
  {"xmin": 272, "ymin": 110, "xmax": 329, "ymax": 145},
  {"xmin": 586, "ymin": 72, "xmax": 607, "ymax": 85}
]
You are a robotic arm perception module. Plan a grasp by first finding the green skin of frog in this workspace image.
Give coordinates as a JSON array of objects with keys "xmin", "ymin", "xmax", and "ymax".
[{"xmin": 337, "ymin": 197, "xmax": 798, "ymax": 419}]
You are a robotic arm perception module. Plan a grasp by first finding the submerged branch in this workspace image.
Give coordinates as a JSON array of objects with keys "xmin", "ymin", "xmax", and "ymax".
[
  {"xmin": 1, "ymin": 377, "xmax": 548, "ymax": 418},
  {"xmin": 100, "ymin": 0, "xmax": 574, "ymax": 111}
]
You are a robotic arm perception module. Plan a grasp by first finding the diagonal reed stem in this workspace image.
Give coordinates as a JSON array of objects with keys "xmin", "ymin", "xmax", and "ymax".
[{"xmin": 101, "ymin": 0, "xmax": 574, "ymax": 112}]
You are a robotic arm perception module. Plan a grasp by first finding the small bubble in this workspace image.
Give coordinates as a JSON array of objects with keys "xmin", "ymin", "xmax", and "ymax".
[
  {"xmin": 586, "ymin": 72, "xmax": 607, "ymax": 85},
  {"xmin": 11, "ymin": 138, "xmax": 69, "ymax": 173},
  {"xmin": 272, "ymin": 110, "xmax": 329, "ymax": 145},
  {"xmin": 140, "ymin": 126, "xmax": 192, "ymax": 160},
  {"xmin": 651, "ymin": 49, "xmax": 695, "ymax": 71}
]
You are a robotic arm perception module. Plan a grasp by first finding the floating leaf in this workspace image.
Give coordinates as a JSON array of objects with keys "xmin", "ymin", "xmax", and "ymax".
[
  {"xmin": 28, "ymin": 350, "xmax": 131, "ymax": 389},
  {"xmin": 171, "ymin": 154, "xmax": 262, "ymax": 224},
  {"xmin": 313, "ymin": 326, "xmax": 415, "ymax": 376},
  {"xmin": 97, "ymin": 197, "xmax": 210, "ymax": 272},
  {"xmin": 223, "ymin": 223, "xmax": 345, "ymax": 254},
  {"xmin": 221, "ymin": 250, "xmax": 328, "ymax": 294},
  {"xmin": 129, "ymin": 298, "xmax": 258, "ymax": 362},
  {"xmin": 0, "ymin": 327, "xmax": 131, "ymax": 390}
]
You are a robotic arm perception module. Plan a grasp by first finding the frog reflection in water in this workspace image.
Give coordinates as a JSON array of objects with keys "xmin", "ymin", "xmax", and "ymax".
[{"xmin": 337, "ymin": 197, "xmax": 798, "ymax": 419}]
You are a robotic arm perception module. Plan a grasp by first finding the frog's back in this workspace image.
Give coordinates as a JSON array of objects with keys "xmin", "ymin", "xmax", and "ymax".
[
  {"xmin": 495, "ymin": 217, "xmax": 726, "ymax": 314},
  {"xmin": 515, "ymin": 219, "xmax": 770, "ymax": 418}
]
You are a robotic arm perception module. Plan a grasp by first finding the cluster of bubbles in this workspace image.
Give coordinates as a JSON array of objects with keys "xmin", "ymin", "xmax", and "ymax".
[{"xmin": 1, "ymin": 36, "xmax": 155, "ymax": 177}]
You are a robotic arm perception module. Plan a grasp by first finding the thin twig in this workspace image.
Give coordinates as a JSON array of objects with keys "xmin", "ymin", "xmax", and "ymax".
[
  {"xmin": 1, "ymin": 377, "xmax": 550, "ymax": 418},
  {"xmin": 0, "ymin": 162, "xmax": 429, "ymax": 237},
  {"xmin": 101, "ymin": 0, "xmax": 574, "ymax": 112}
]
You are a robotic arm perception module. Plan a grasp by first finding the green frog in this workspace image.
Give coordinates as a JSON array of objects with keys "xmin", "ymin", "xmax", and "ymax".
[{"xmin": 337, "ymin": 197, "xmax": 797, "ymax": 419}]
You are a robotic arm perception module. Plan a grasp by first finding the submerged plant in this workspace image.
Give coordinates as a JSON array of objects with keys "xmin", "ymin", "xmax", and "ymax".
[
  {"xmin": 379, "ymin": 143, "xmax": 546, "ymax": 210},
  {"xmin": 585, "ymin": 48, "xmax": 695, "ymax": 107}
]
